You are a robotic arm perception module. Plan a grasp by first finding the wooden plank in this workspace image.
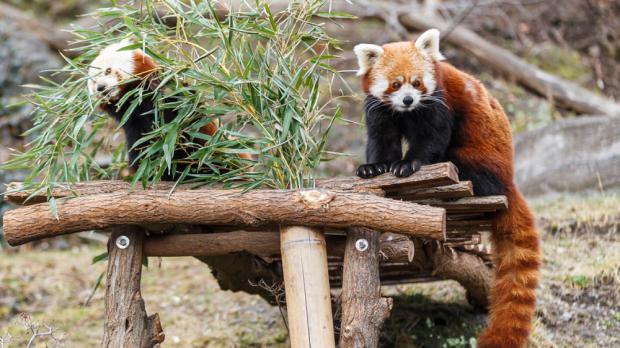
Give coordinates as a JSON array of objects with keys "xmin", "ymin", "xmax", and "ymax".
[
  {"xmin": 420, "ymin": 196, "xmax": 508, "ymax": 213},
  {"xmin": 317, "ymin": 162, "xmax": 459, "ymax": 192},
  {"xmin": 443, "ymin": 234, "xmax": 482, "ymax": 247},
  {"xmin": 4, "ymin": 162, "xmax": 460, "ymax": 205},
  {"xmin": 447, "ymin": 219, "xmax": 493, "ymax": 228},
  {"xmin": 389, "ymin": 181, "xmax": 473, "ymax": 200}
]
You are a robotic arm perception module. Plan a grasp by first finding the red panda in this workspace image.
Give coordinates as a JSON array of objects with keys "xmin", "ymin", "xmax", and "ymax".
[
  {"xmin": 354, "ymin": 29, "xmax": 541, "ymax": 348},
  {"xmin": 87, "ymin": 39, "xmax": 250, "ymax": 179}
]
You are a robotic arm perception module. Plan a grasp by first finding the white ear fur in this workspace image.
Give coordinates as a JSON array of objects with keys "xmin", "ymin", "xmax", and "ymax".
[
  {"xmin": 353, "ymin": 44, "xmax": 384, "ymax": 76},
  {"xmin": 119, "ymin": 38, "xmax": 134, "ymax": 47},
  {"xmin": 414, "ymin": 29, "xmax": 446, "ymax": 61}
]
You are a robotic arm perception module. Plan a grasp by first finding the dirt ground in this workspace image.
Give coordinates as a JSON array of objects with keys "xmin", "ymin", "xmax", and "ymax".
[{"xmin": 0, "ymin": 192, "xmax": 618, "ymax": 347}]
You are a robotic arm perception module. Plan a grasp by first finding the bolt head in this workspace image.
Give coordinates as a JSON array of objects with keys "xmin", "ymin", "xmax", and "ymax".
[
  {"xmin": 355, "ymin": 238, "xmax": 369, "ymax": 252},
  {"xmin": 116, "ymin": 235, "xmax": 130, "ymax": 249}
]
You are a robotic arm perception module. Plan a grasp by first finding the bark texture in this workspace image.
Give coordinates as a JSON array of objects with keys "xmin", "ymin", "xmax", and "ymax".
[
  {"xmin": 3, "ymin": 188, "xmax": 445, "ymax": 246},
  {"xmin": 431, "ymin": 246, "xmax": 493, "ymax": 309},
  {"xmin": 4, "ymin": 163, "xmax": 459, "ymax": 205},
  {"xmin": 102, "ymin": 228, "xmax": 164, "ymax": 348},
  {"xmin": 143, "ymin": 231, "xmax": 281, "ymax": 257},
  {"xmin": 390, "ymin": 181, "xmax": 473, "ymax": 200},
  {"xmin": 339, "ymin": 228, "xmax": 393, "ymax": 348}
]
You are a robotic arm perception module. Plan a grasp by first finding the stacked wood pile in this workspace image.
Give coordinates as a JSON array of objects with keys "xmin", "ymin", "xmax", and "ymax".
[{"xmin": 3, "ymin": 162, "xmax": 501, "ymax": 347}]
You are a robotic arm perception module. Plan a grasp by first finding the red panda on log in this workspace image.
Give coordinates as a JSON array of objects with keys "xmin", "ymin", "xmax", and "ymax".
[
  {"xmin": 354, "ymin": 29, "xmax": 540, "ymax": 348},
  {"xmin": 87, "ymin": 39, "xmax": 250, "ymax": 180}
]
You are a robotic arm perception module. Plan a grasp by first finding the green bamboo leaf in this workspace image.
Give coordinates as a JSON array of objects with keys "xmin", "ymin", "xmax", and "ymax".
[{"xmin": 315, "ymin": 11, "xmax": 356, "ymax": 19}]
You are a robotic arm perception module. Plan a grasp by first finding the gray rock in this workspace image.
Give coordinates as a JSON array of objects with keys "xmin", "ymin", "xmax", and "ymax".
[
  {"xmin": 0, "ymin": 15, "xmax": 61, "ymax": 98},
  {"xmin": 514, "ymin": 115, "xmax": 620, "ymax": 197}
]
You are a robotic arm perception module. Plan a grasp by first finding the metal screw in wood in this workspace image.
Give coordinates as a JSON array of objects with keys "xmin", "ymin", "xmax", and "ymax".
[
  {"xmin": 355, "ymin": 238, "xmax": 369, "ymax": 252},
  {"xmin": 116, "ymin": 235, "xmax": 130, "ymax": 249}
]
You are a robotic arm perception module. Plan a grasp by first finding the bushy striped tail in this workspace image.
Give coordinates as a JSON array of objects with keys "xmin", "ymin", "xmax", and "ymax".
[{"xmin": 477, "ymin": 189, "xmax": 541, "ymax": 348}]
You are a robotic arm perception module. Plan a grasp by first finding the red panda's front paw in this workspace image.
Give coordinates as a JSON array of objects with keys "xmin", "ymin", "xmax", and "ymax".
[
  {"xmin": 356, "ymin": 163, "xmax": 389, "ymax": 178},
  {"xmin": 390, "ymin": 160, "xmax": 421, "ymax": 177}
]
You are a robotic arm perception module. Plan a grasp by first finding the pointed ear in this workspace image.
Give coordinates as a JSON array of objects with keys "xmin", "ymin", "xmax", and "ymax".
[
  {"xmin": 353, "ymin": 44, "xmax": 384, "ymax": 76},
  {"xmin": 119, "ymin": 37, "xmax": 134, "ymax": 47},
  {"xmin": 414, "ymin": 29, "xmax": 446, "ymax": 61}
]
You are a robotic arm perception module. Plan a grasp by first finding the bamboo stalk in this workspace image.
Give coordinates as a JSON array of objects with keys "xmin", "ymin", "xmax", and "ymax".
[{"xmin": 280, "ymin": 226, "xmax": 335, "ymax": 348}]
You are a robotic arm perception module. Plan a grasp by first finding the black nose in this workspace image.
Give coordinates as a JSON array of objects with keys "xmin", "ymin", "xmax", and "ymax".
[
  {"xmin": 96, "ymin": 84, "xmax": 106, "ymax": 92},
  {"xmin": 403, "ymin": 96, "xmax": 414, "ymax": 106}
]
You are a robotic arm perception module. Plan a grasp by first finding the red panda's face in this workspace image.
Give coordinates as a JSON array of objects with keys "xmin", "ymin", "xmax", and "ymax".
[
  {"xmin": 88, "ymin": 40, "xmax": 157, "ymax": 102},
  {"xmin": 354, "ymin": 29, "xmax": 445, "ymax": 113}
]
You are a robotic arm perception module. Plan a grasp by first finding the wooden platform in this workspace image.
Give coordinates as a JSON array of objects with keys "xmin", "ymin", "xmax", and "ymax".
[
  {"xmin": 3, "ymin": 162, "xmax": 500, "ymax": 287},
  {"xmin": 2, "ymin": 162, "xmax": 502, "ymax": 347}
]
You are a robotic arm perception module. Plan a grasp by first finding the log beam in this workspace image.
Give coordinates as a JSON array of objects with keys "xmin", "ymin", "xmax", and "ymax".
[
  {"xmin": 431, "ymin": 247, "xmax": 493, "ymax": 309},
  {"xmin": 143, "ymin": 231, "xmax": 281, "ymax": 257},
  {"xmin": 339, "ymin": 228, "xmax": 393, "ymax": 347},
  {"xmin": 2, "ymin": 189, "xmax": 446, "ymax": 246},
  {"xmin": 142, "ymin": 231, "xmax": 421, "ymax": 262},
  {"xmin": 102, "ymin": 228, "xmax": 164, "ymax": 347}
]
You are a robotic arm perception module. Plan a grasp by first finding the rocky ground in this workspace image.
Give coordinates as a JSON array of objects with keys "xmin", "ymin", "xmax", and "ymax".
[{"xmin": 1, "ymin": 192, "xmax": 617, "ymax": 348}]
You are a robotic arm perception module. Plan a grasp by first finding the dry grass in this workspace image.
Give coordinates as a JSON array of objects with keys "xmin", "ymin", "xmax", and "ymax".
[{"xmin": 0, "ymin": 249, "xmax": 288, "ymax": 347}]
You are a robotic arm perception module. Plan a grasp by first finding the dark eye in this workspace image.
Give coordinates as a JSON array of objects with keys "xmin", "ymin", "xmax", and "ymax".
[
  {"xmin": 391, "ymin": 81, "xmax": 402, "ymax": 89},
  {"xmin": 105, "ymin": 68, "xmax": 112, "ymax": 75},
  {"xmin": 412, "ymin": 80, "xmax": 421, "ymax": 88}
]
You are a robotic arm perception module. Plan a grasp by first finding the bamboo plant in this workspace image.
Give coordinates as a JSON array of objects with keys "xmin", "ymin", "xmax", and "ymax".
[{"xmin": 2, "ymin": 0, "xmax": 348, "ymax": 210}]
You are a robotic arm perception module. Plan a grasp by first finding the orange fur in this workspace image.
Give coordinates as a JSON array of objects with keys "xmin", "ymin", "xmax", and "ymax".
[
  {"xmin": 435, "ymin": 62, "xmax": 541, "ymax": 348},
  {"xmin": 358, "ymin": 37, "xmax": 540, "ymax": 345},
  {"xmin": 132, "ymin": 51, "xmax": 159, "ymax": 77},
  {"xmin": 363, "ymin": 41, "xmax": 431, "ymax": 95}
]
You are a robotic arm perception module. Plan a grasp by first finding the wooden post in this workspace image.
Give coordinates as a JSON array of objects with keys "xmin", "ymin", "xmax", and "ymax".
[
  {"xmin": 102, "ymin": 228, "xmax": 164, "ymax": 348},
  {"xmin": 339, "ymin": 228, "xmax": 393, "ymax": 348},
  {"xmin": 280, "ymin": 226, "xmax": 336, "ymax": 348}
]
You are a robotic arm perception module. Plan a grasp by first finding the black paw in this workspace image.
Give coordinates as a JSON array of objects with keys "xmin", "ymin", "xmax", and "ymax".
[
  {"xmin": 390, "ymin": 160, "xmax": 422, "ymax": 177},
  {"xmin": 356, "ymin": 163, "xmax": 390, "ymax": 178}
]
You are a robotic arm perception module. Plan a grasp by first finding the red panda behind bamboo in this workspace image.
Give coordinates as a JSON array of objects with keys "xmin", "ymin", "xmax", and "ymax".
[
  {"xmin": 354, "ymin": 29, "xmax": 541, "ymax": 348},
  {"xmin": 88, "ymin": 39, "xmax": 249, "ymax": 179}
]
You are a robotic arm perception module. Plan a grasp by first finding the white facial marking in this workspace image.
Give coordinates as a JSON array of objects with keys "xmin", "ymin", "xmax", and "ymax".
[
  {"xmin": 88, "ymin": 39, "xmax": 137, "ymax": 101},
  {"xmin": 353, "ymin": 44, "xmax": 384, "ymax": 76},
  {"xmin": 369, "ymin": 76, "xmax": 388, "ymax": 99},
  {"xmin": 422, "ymin": 65, "xmax": 436, "ymax": 95},
  {"xmin": 390, "ymin": 84, "xmax": 421, "ymax": 112}
]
